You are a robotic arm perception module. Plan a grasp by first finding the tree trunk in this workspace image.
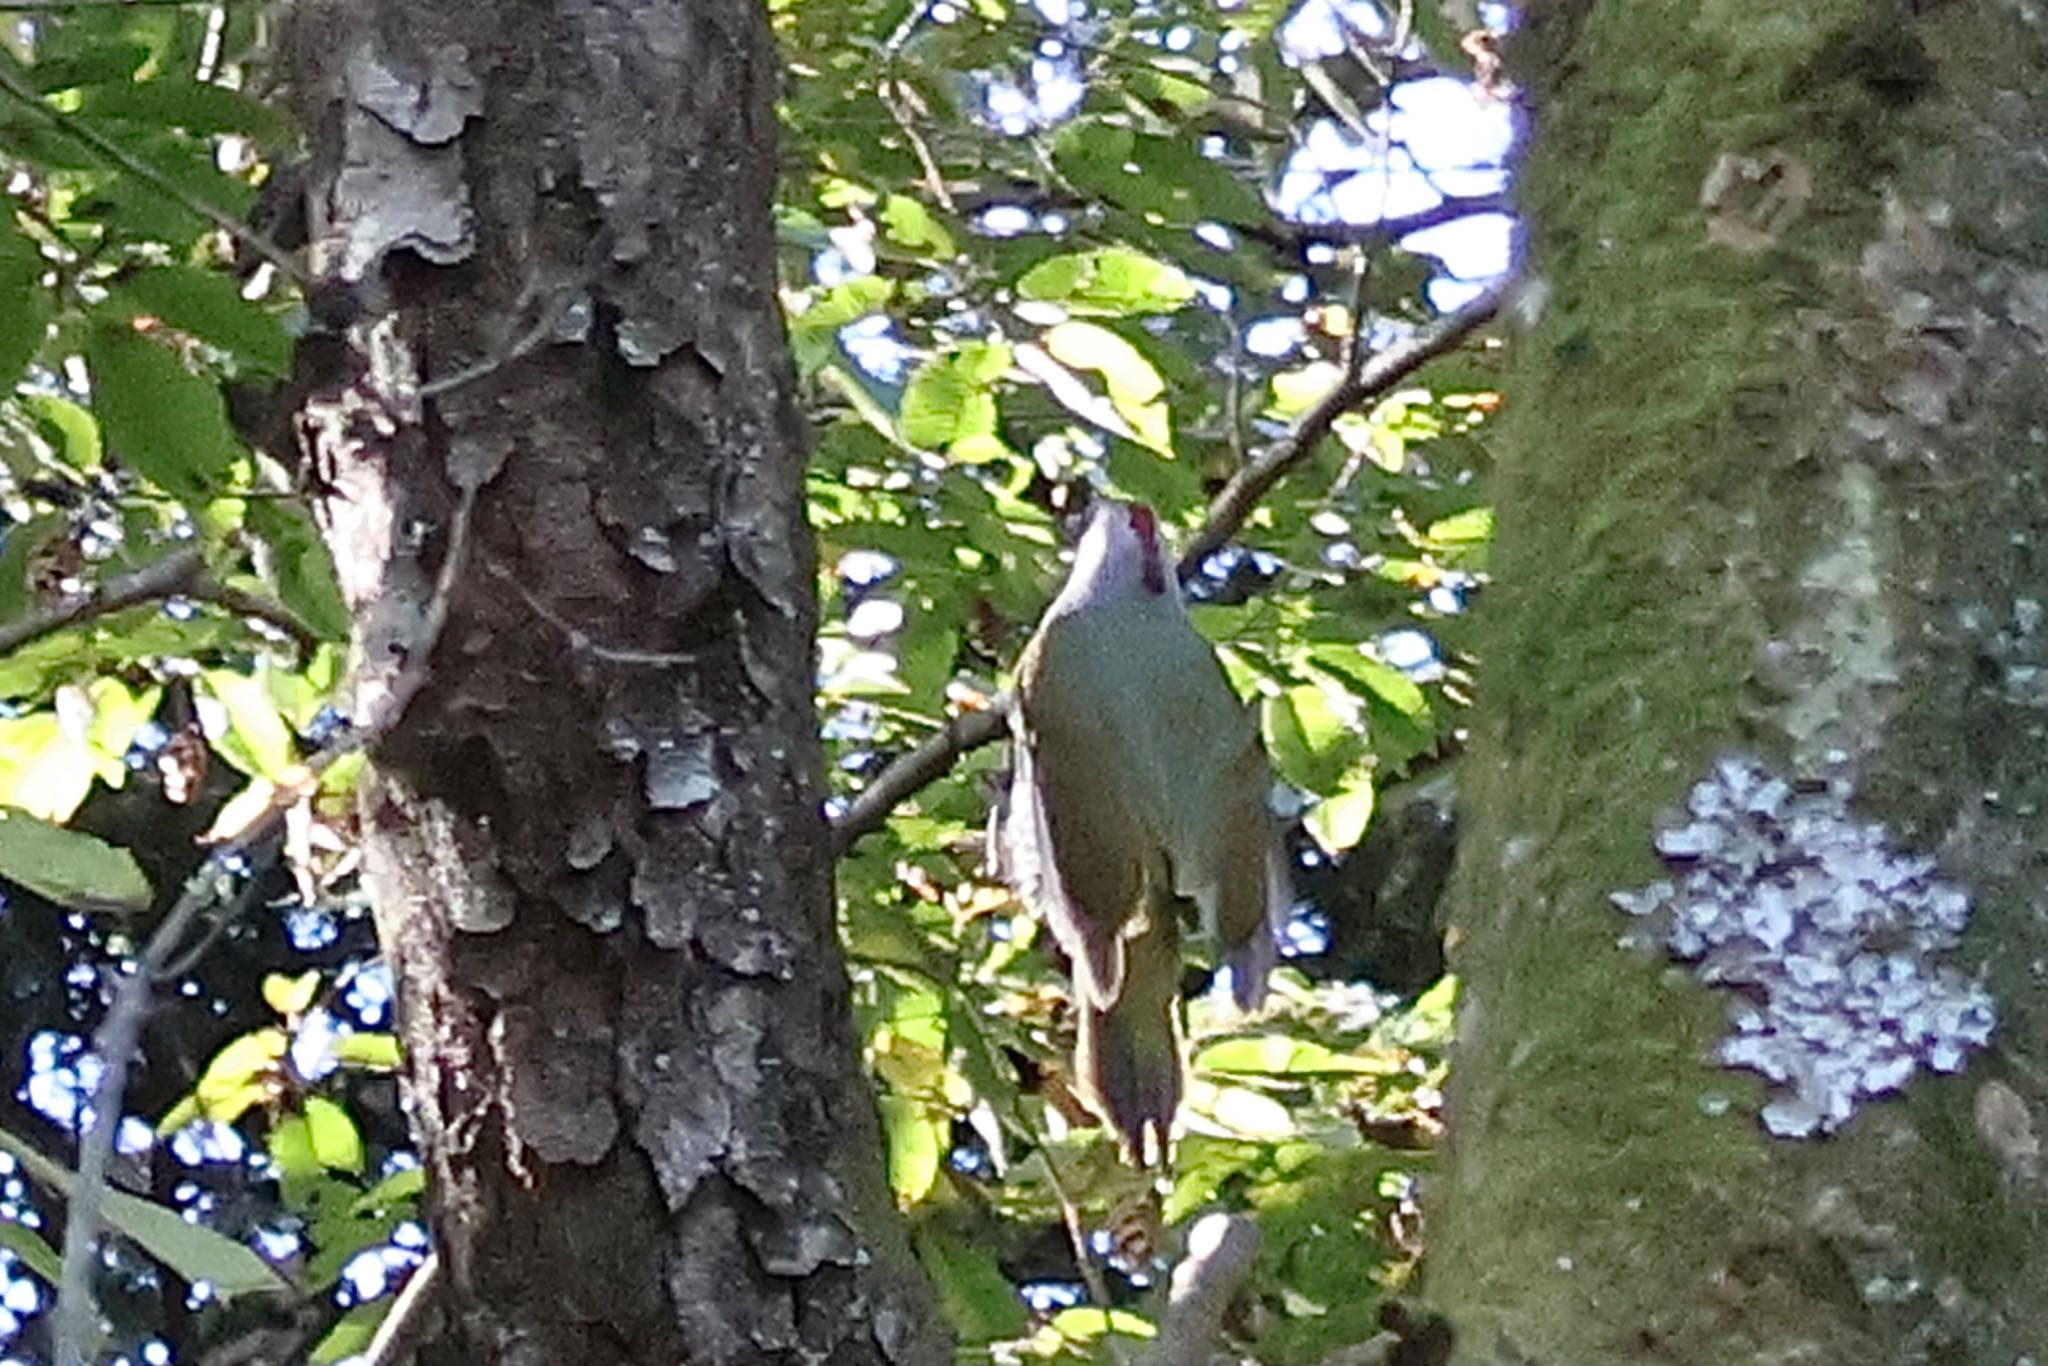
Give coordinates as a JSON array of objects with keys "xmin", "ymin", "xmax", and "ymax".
[
  {"xmin": 288, "ymin": 1, "xmax": 945, "ymax": 1361},
  {"xmin": 1431, "ymin": 2, "xmax": 2048, "ymax": 1360}
]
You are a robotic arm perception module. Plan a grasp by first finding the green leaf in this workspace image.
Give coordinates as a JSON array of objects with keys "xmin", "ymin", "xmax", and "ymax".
[
  {"xmin": 0, "ymin": 807, "xmax": 151, "ymax": 911},
  {"xmin": 244, "ymin": 500, "xmax": 351, "ymax": 642},
  {"xmin": 1048, "ymin": 1306, "xmax": 1156, "ymax": 1344},
  {"xmin": 0, "ymin": 1213, "xmax": 64, "ymax": 1285},
  {"xmin": 202, "ymin": 666, "xmax": 298, "ymax": 779},
  {"xmin": 311, "ymin": 1302, "xmax": 388, "ymax": 1365},
  {"xmin": 77, "ymin": 77, "xmax": 292, "ymax": 142},
  {"xmin": 916, "ymin": 1228, "xmax": 1030, "ymax": 1341},
  {"xmin": 106, "ymin": 266, "xmax": 293, "ymax": 378},
  {"xmin": 262, "ymin": 970, "xmax": 321, "ymax": 1018},
  {"xmin": 880, "ymin": 194, "xmax": 957, "ymax": 258},
  {"xmin": 0, "ymin": 220, "xmax": 52, "ymax": 382},
  {"xmin": 1306, "ymin": 767, "xmax": 1376, "ymax": 855},
  {"xmin": 86, "ymin": 321, "xmax": 242, "ymax": 499},
  {"xmin": 1017, "ymin": 248, "xmax": 1194, "ymax": 316},
  {"xmin": 22, "ymin": 394, "xmax": 104, "ymax": 470},
  {"xmin": 331, "ymin": 1032, "xmax": 402, "ymax": 1072},
  {"xmin": 351, "ymin": 1164, "xmax": 425, "ymax": 1215},
  {"xmin": 1260, "ymin": 684, "xmax": 1364, "ymax": 795},
  {"xmin": 1425, "ymin": 505, "xmax": 1495, "ymax": 547},
  {"xmin": 0, "ymin": 1125, "xmax": 292, "ymax": 1301},
  {"xmin": 1194, "ymin": 1034, "xmax": 1396, "ymax": 1077},
  {"xmin": 303, "ymin": 1096, "xmax": 365, "ymax": 1175},
  {"xmin": 1042, "ymin": 321, "xmax": 1171, "ymax": 454},
  {"xmin": 878, "ymin": 1095, "xmax": 942, "ymax": 1204},
  {"xmin": 174, "ymin": 1026, "xmax": 286, "ymax": 1128},
  {"xmin": 787, "ymin": 276, "xmax": 895, "ymax": 375},
  {"xmin": 898, "ymin": 342, "xmax": 1010, "ymax": 450}
]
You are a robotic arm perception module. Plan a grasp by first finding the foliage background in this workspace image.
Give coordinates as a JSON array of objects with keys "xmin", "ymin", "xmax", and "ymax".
[{"xmin": 0, "ymin": 0, "xmax": 1509, "ymax": 1359}]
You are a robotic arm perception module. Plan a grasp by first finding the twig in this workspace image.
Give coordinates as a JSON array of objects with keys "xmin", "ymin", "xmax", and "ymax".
[
  {"xmin": 879, "ymin": 78, "xmax": 956, "ymax": 216},
  {"xmin": 360, "ymin": 1251, "xmax": 443, "ymax": 1366},
  {"xmin": 0, "ymin": 67, "xmax": 307, "ymax": 285},
  {"xmin": 51, "ymin": 842, "xmax": 278, "ymax": 1364},
  {"xmin": 828, "ymin": 284, "xmax": 1505, "ymax": 854},
  {"xmin": 1140, "ymin": 1213, "xmax": 1260, "ymax": 1366},
  {"xmin": 1035, "ymin": 1144, "xmax": 1113, "ymax": 1310},
  {"xmin": 829, "ymin": 705, "xmax": 1008, "ymax": 856},
  {"xmin": 49, "ymin": 488, "xmax": 480, "ymax": 1365},
  {"xmin": 0, "ymin": 547, "xmax": 203, "ymax": 656},
  {"xmin": 0, "ymin": 547, "xmax": 328, "ymax": 659},
  {"xmin": 1176, "ymin": 282, "xmax": 1504, "ymax": 577},
  {"xmin": 184, "ymin": 576, "xmax": 327, "ymax": 657},
  {"xmin": 1231, "ymin": 192, "xmax": 1512, "ymax": 259}
]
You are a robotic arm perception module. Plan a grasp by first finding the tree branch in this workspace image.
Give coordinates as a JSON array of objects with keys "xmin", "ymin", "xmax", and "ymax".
[
  {"xmin": 1232, "ymin": 192, "xmax": 1513, "ymax": 258},
  {"xmin": 1140, "ymin": 1213, "xmax": 1260, "ymax": 1366},
  {"xmin": 827, "ymin": 283, "xmax": 1506, "ymax": 856},
  {"xmin": 829, "ymin": 706, "xmax": 1008, "ymax": 858},
  {"xmin": 1177, "ymin": 280, "xmax": 1504, "ymax": 577},
  {"xmin": 0, "ymin": 67, "xmax": 307, "ymax": 284},
  {"xmin": 0, "ymin": 548, "xmax": 203, "ymax": 657}
]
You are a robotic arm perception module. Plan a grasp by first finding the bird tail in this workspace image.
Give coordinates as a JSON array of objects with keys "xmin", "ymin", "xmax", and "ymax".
[{"xmin": 1075, "ymin": 899, "xmax": 1184, "ymax": 1165}]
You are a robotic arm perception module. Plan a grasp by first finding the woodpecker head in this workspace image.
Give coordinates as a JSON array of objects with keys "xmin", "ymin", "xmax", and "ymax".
[{"xmin": 1055, "ymin": 499, "xmax": 1173, "ymax": 613}]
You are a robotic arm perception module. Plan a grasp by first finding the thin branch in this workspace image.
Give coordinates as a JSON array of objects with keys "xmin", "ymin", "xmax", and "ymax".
[
  {"xmin": 360, "ymin": 1252, "xmax": 442, "ymax": 1366},
  {"xmin": 0, "ymin": 547, "xmax": 202, "ymax": 656},
  {"xmin": 184, "ymin": 576, "xmax": 326, "ymax": 657},
  {"xmin": 0, "ymin": 547, "xmax": 327, "ymax": 660},
  {"xmin": 829, "ymin": 705, "xmax": 1008, "ymax": 857},
  {"xmin": 0, "ymin": 67, "xmax": 307, "ymax": 285},
  {"xmin": 828, "ymin": 282, "xmax": 1506, "ymax": 856},
  {"xmin": 1230, "ymin": 192, "xmax": 1512, "ymax": 260},
  {"xmin": 1176, "ymin": 281, "xmax": 1505, "ymax": 577},
  {"xmin": 52, "ymin": 845, "xmax": 278, "ymax": 1365},
  {"xmin": 1141, "ymin": 1213, "xmax": 1260, "ymax": 1366}
]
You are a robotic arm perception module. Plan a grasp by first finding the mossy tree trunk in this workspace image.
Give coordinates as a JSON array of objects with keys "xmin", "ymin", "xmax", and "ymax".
[
  {"xmin": 1430, "ymin": 2, "xmax": 2048, "ymax": 1360},
  {"xmin": 287, "ymin": 1, "xmax": 945, "ymax": 1361}
]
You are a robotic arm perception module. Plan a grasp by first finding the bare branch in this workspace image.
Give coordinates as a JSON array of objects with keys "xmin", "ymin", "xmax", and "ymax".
[
  {"xmin": 1141, "ymin": 1213, "xmax": 1260, "ymax": 1366},
  {"xmin": 828, "ymin": 284, "xmax": 1505, "ymax": 856},
  {"xmin": 0, "ymin": 547, "xmax": 203, "ymax": 657},
  {"xmin": 829, "ymin": 705, "xmax": 1008, "ymax": 857},
  {"xmin": 360, "ymin": 1252, "xmax": 443, "ymax": 1366},
  {"xmin": 0, "ymin": 68, "xmax": 307, "ymax": 285},
  {"xmin": 1176, "ymin": 281, "xmax": 1504, "ymax": 577}
]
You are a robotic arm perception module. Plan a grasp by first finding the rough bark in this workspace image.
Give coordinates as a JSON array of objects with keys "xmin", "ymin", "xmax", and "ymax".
[
  {"xmin": 288, "ymin": 1, "xmax": 945, "ymax": 1361},
  {"xmin": 1430, "ymin": 2, "xmax": 2048, "ymax": 1361}
]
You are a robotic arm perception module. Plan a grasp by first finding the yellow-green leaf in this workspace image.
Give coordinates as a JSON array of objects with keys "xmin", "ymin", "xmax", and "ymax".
[{"xmin": 262, "ymin": 970, "xmax": 321, "ymax": 1018}]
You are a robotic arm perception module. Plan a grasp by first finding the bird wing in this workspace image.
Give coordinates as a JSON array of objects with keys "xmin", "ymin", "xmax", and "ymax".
[{"xmin": 1006, "ymin": 624, "xmax": 1154, "ymax": 1008}]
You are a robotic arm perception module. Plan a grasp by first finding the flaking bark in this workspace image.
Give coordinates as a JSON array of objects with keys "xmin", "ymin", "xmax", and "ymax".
[{"xmin": 289, "ymin": 1, "xmax": 945, "ymax": 1360}]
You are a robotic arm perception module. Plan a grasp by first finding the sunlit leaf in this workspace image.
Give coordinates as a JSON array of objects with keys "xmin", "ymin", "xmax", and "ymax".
[
  {"xmin": 1305, "ymin": 767, "xmax": 1375, "ymax": 855},
  {"xmin": 262, "ymin": 970, "xmax": 321, "ymax": 1018},
  {"xmin": 331, "ymin": 1032, "xmax": 402, "ymax": 1072},
  {"xmin": 878, "ymin": 1094, "xmax": 942, "ymax": 1203},
  {"xmin": 303, "ymin": 1096, "xmax": 365, "ymax": 1175},
  {"xmin": 1018, "ymin": 248, "xmax": 1194, "ymax": 316},
  {"xmin": 881, "ymin": 193, "xmax": 957, "ymax": 258},
  {"xmin": 202, "ymin": 666, "xmax": 298, "ymax": 779},
  {"xmin": 1195, "ymin": 1034, "xmax": 1397, "ymax": 1077}
]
